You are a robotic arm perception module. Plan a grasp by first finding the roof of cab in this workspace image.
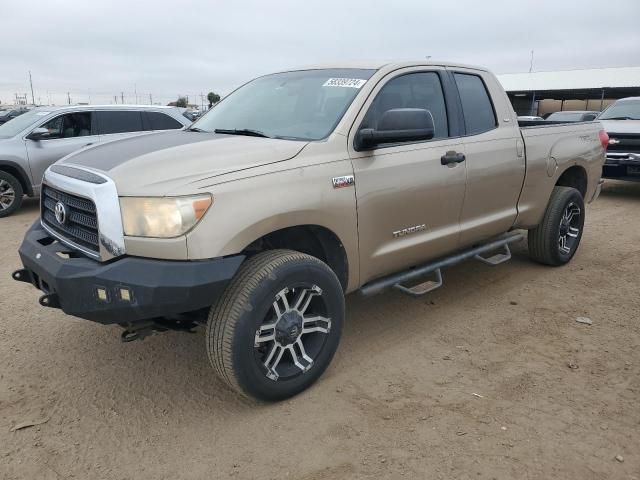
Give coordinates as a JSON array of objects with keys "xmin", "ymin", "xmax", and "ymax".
[{"xmin": 277, "ymin": 60, "xmax": 490, "ymax": 74}]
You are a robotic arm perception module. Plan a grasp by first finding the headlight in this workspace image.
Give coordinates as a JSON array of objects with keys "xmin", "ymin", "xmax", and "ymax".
[{"xmin": 120, "ymin": 195, "xmax": 212, "ymax": 238}]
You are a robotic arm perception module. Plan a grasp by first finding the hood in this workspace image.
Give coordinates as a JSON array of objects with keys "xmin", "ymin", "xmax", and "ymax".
[
  {"xmin": 598, "ymin": 119, "xmax": 640, "ymax": 135},
  {"xmin": 60, "ymin": 130, "xmax": 308, "ymax": 196}
]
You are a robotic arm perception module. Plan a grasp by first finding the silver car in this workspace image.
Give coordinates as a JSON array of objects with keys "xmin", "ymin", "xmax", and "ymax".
[{"xmin": 0, "ymin": 105, "xmax": 192, "ymax": 217}]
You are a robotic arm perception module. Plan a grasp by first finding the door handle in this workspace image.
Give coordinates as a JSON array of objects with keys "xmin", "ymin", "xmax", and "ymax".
[{"xmin": 440, "ymin": 151, "xmax": 466, "ymax": 165}]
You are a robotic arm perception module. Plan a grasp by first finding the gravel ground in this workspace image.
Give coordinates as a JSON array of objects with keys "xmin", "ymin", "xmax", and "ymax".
[{"xmin": 1, "ymin": 181, "xmax": 639, "ymax": 480}]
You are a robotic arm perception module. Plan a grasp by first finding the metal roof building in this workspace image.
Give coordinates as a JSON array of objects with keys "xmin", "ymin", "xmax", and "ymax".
[{"xmin": 496, "ymin": 66, "xmax": 640, "ymax": 116}]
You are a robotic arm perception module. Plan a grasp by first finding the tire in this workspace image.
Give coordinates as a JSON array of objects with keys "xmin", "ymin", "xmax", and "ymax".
[
  {"xmin": 528, "ymin": 186, "xmax": 585, "ymax": 266},
  {"xmin": 206, "ymin": 249, "xmax": 345, "ymax": 401},
  {"xmin": 0, "ymin": 171, "xmax": 24, "ymax": 218}
]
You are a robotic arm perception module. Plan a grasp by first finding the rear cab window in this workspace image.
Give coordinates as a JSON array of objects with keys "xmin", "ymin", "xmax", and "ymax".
[{"xmin": 453, "ymin": 73, "xmax": 497, "ymax": 135}]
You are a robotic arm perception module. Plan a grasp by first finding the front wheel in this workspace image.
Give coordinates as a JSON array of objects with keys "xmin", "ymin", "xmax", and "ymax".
[
  {"xmin": 0, "ymin": 171, "xmax": 24, "ymax": 218},
  {"xmin": 206, "ymin": 250, "xmax": 345, "ymax": 401},
  {"xmin": 528, "ymin": 186, "xmax": 585, "ymax": 266}
]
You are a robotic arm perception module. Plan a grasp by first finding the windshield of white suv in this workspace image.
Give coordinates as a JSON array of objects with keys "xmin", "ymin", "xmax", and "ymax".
[
  {"xmin": 598, "ymin": 100, "xmax": 640, "ymax": 120},
  {"xmin": 191, "ymin": 69, "xmax": 376, "ymax": 141},
  {"xmin": 0, "ymin": 109, "xmax": 48, "ymax": 138}
]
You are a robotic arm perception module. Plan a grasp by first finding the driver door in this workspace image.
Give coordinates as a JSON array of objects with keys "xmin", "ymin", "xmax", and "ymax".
[
  {"xmin": 25, "ymin": 111, "xmax": 99, "ymax": 189},
  {"xmin": 349, "ymin": 68, "xmax": 467, "ymax": 284}
]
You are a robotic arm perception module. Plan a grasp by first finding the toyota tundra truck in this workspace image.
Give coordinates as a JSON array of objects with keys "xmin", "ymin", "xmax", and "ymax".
[{"xmin": 12, "ymin": 61, "xmax": 608, "ymax": 401}]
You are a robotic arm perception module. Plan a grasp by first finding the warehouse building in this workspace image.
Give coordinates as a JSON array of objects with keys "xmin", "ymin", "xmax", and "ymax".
[{"xmin": 497, "ymin": 66, "xmax": 640, "ymax": 116}]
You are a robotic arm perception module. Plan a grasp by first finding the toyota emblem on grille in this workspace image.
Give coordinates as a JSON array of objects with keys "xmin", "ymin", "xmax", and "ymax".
[{"xmin": 54, "ymin": 202, "xmax": 67, "ymax": 225}]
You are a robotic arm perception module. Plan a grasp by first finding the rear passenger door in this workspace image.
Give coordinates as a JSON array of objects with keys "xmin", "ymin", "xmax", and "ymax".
[
  {"xmin": 451, "ymin": 69, "xmax": 525, "ymax": 247},
  {"xmin": 349, "ymin": 67, "xmax": 468, "ymax": 283},
  {"xmin": 95, "ymin": 110, "xmax": 149, "ymax": 142}
]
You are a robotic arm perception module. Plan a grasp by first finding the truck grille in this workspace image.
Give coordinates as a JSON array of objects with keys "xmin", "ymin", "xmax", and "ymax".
[
  {"xmin": 607, "ymin": 133, "xmax": 640, "ymax": 154},
  {"xmin": 41, "ymin": 185, "xmax": 99, "ymax": 254}
]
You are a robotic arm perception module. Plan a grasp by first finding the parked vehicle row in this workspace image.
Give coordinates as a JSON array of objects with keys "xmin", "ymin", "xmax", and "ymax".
[
  {"xmin": 11, "ymin": 61, "xmax": 607, "ymax": 401},
  {"xmin": 0, "ymin": 105, "xmax": 192, "ymax": 216},
  {"xmin": 0, "ymin": 108, "xmax": 28, "ymax": 125},
  {"xmin": 547, "ymin": 110, "xmax": 599, "ymax": 122},
  {"xmin": 517, "ymin": 111, "xmax": 599, "ymax": 123}
]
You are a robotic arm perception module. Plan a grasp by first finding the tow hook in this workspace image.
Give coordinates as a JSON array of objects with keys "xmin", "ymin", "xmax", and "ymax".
[
  {"xmin": 12, "ymin": 269, "xmax": 33, "ymax": 284},
  {"xmin": 120, "ymin": 318, "xmax": 198, "ymax": 343},
  {"xmin": 39, "ymin": 293, "xmax": 61, "ymax": 309}
]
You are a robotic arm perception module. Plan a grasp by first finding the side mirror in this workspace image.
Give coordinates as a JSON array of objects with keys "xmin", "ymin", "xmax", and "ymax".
[
  {"xmin": 356, "ymin": 108, "xmax": 435, "ymax": 150},
  {"xmin": 583, "ymin": 114, "xmax": 597, "ymax": 121},
  {"xmin": 26, "ymin": 127, "xmax": 52, "ymax": 141}
]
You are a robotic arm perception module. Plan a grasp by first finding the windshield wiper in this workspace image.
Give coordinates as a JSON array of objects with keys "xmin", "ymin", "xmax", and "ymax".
[
  {"xmin": 601, "ymin": 116, "xmax": 635, "ymax": 120},
  {"xmin": 214, "ymin": 128, "xmax": 272, "ymax": 138},
  {"xmin": 187, "ymin": 127, "xmax": 207, "ymax": 132}
]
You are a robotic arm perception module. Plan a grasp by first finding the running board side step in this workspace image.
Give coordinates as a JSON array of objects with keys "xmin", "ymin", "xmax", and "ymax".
[
  {"xmin": 360, "ymin": 232, "xmax": 524, "ymax": 297},
  {"xmin": 475, "ymin": 244, "xmax": 512, "ymax": 266}
]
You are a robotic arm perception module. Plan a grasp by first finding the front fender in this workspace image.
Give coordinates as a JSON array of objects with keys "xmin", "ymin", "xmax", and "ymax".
[
  {"xmin": 0, "ymin": 159, "xmax": 33, "ymax": 195},
  {"xmin": 185, "ymin": 162, "xmax": 360, "ymax": 291}
]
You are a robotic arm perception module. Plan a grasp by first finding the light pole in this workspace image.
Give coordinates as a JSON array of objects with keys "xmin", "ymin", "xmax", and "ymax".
[{"xmin": 28, "ymin": 71, "xmax": 35, "ymax": 105}]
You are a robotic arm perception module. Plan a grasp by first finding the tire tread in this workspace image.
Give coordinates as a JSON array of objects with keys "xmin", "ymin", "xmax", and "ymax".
[
  {"xmin": 206, "ymin": 249, "xmax": 335, "ymax": 398},
  {"xmin": 528, "ymin": 186, "xmax": 582, "ymax": 266}
]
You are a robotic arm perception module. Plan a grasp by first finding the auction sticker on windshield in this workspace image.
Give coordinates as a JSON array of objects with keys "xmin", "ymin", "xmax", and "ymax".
[{"xmin": 323, "ymin": 78, "xmax": 367, "ymax": 88}]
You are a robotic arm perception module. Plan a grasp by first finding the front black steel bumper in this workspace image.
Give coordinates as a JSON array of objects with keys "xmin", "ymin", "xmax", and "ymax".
[{"xmin": 13, "ymin": 222, "xmax": 244, "ymax": 324}]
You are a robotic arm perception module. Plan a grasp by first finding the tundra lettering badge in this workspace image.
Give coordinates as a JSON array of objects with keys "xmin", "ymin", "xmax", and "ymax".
[
  {"xmin": 393, "ymin": 224, "xmax": 427, "ymax": 238},
  {"xmin": 332, "ymin": 175, "xmax": 355, "ymax": 189}
]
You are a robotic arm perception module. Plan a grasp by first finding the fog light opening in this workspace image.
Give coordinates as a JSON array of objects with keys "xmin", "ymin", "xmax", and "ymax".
[
  {"xmin": 96, "ymin": 287, "xmax": 108, "ymax": 302},
  {"xmin": 119, "ymin": 287, "xmax": 131, "ymax": 302}
]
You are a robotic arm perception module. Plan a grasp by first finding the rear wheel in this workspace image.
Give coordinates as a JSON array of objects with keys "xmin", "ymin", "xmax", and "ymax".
[
  {"xmin": 206, "ymin": 250, "xmax": 344, "ymax": 401},
  {"xmin": 528, "ymin": 186, "xmax": 585, "ymax": 266},
  {"xmin": 0, "ymin": 171, "xmax": 23, "ymax": 218}
]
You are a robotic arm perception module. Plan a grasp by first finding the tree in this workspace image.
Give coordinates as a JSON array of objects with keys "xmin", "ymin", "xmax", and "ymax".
[
  {"xmin": 175, "ymin": 96, "xmax": 188, "ymax": 108},
  {"xmin": 207, "ymin": 91, "xmax": 220, "ymax": 109}
]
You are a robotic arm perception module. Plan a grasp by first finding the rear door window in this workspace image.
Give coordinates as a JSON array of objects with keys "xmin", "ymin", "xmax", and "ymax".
[
  {"xmin": 96, "ymin": 111, "xmax": 144, "ymax": 135},
  {"xmin": 146, "ymin": 112, "xmax": 184, "ymax": 130},
  {"xmin": 453, "ymin": 73, "xmax": 497, "ymax": 135}
]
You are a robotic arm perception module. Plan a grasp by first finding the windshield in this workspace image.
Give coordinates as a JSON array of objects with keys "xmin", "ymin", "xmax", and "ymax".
[
  {"xmin": 0, "ymin": 109, "xmax": 49, "ymax": 138},
  {"xmin": 598, "ymin": 100, "xmax": 640, "ymax": 120},
  {"xmin": 191, "ymin": 69, "xmax": 376, "ymax": 141}
]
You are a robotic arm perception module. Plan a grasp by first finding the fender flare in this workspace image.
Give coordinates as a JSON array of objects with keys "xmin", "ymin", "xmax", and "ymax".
[{"xmin": 0, "ymin": 160, "xmax": 33, "ymax": 195}]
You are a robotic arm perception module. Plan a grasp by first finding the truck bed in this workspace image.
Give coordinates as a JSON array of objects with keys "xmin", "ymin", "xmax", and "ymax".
[{"xmin": 514, "ymin": 120, "xmax": 604, "ymax": 229}]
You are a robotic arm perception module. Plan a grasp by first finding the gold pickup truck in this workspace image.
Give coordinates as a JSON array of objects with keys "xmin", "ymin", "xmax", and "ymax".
[{"xmin": 13, "ymin": 61, "xmax": 608, "ymax": 400}]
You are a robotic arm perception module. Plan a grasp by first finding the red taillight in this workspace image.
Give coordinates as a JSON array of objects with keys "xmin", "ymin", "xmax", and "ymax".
[{"xmin": 599, "ymin": 130, "xmax": 609, "ymax": 150}]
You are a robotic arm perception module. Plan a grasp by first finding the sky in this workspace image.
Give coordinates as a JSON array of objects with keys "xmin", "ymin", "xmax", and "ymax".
[{"xmin": 2, "ymin": 0, "xmax": 639, "ymax": 107}]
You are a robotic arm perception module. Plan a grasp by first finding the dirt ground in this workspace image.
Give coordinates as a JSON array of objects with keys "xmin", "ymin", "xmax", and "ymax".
[{"xmin": 1, "ymin": 181, "xmax": 639, "ymax": 480}]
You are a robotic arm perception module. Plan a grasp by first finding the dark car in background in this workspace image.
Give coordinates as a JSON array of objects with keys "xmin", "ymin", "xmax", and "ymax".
[
  {"xmin": 598, "ymin": 97, "xmax": 640, "ymax": 181},
  {"xmin": 0, "ymin": 109, "xmax": 28, "ymax": 125},
  {"xmin": 546, "ymin": 110, "xmax": 599, "ymax": 122}
]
